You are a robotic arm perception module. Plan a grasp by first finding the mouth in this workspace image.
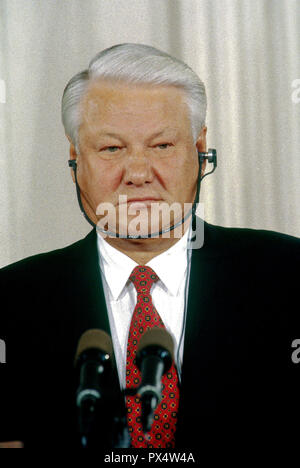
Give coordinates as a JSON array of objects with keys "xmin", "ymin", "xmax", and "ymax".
[{"xmin": 117, "ymin": 197, "xmax": 162, "ymax": 207}]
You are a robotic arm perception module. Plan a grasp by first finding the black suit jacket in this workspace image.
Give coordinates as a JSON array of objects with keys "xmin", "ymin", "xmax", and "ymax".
[{"xmin": 0, "ymin": 221, "xmax": 299, "ymax": 450}]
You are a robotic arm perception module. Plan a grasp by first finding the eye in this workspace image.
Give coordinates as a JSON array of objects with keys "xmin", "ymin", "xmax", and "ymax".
[
  {"xmin": 100, "ymin": 146, "xmax": 121, "ymax": 153},
  {"xmin": 155, "ymin": 143, "xmax": 173, "ymax": 149}
]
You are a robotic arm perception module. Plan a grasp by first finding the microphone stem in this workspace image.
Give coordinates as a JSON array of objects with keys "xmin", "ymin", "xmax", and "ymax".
[
  {"xmin": 139, "ymin": 356, "xmax": 164, "ymax": 433},
  {"xmin": 141, "ymin": 394, "xmax": 159, "ymax": 433}
]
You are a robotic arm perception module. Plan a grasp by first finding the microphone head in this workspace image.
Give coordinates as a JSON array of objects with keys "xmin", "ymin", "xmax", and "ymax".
[
  {"xmin": 137, "ymin": 328, "xmax": 174, "ymax": 360},
  {"xmin": 74, "ymin": 329, "xmax": 113, "ymax": 367}
]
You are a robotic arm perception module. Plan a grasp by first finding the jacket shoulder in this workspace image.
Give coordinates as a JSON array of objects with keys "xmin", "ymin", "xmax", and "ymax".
[
  {"xmin": 204, "ymin": 222, "xmax": 300, "ymax": 256},
  {"xmin": 0, "ymin": 229, "xmax": 96, "ymax": 280}
]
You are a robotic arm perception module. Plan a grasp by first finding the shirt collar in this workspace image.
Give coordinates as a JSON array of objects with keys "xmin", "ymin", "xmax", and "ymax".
[
  {"xmin": 97, "ymin": 234, "xmax": 137, "ymax": 301},
  {"xmin": 97, "ymin": 223, "xmax": 191, "ymax": 300},
  {"xmin": 146, "ymin": 227, "xmax": 190, "ymax": 296}
]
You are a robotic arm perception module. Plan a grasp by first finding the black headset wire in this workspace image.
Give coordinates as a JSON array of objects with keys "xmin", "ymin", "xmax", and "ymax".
[
  {"xmin": 175, "ymin": 150, "xmax": 217, "ymax": 382},
  {"xmin": 176, "ymin": 157, "xmax": 201, "ymax": 382},
  {"xmin": 68, "ymin": 149, "xmax": 216, "ymax": 238},
  {"xmin": 69, "ymin": 149, "xmax": 217, "ymax": 381}
]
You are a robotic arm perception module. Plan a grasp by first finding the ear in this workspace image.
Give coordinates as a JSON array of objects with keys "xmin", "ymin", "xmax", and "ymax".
[
  {"xmin": 66, "ymin": 135, "xmax": 77, "ymax": 184},
  {"xmin": 196, "ymin": 126, "xmax": 207, "ymax": 177}
]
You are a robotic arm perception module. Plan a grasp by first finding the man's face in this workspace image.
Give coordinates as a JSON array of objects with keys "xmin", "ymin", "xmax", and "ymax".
[{"xmin": 70, "ymin": 80, "xmax": 206, "ymax": 237}]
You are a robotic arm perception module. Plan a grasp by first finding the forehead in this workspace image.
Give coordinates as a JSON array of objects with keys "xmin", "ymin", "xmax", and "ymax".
[{"xmin": 79, "ymin": 79, "xmax": 191, "ymax": 138}]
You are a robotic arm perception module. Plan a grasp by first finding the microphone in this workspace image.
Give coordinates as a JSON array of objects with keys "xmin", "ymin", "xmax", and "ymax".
[
  {"xmin": 74, "ymin": 329, "xmax": 113, "ymax": 447},
  {"xmin": 136, "ymin": 328, "xmax": 175, "ymax": 433}
]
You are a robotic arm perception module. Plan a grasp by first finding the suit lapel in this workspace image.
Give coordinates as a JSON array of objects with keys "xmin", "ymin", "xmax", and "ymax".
[
  {"xmin": 68, "ymin": 228, "xmax": 125, "ymax": 408},
  {"xmin": 69, "ymin": 228, "xmax": 111, "ymax": 336},
  {"xmin": 176, "ymin": 223, "xmax": 218, "ymax": 444},
  {"xmin": 183, "ymin": 224, "xmax": 217, "ymax": 373}
]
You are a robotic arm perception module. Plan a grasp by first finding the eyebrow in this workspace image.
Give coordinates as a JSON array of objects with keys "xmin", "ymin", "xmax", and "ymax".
[
  {"xmin": 150, "ymin": 129, "xmax": 178, "ymax": 139},
  {"xmin": 96, "ymin": 128, "xmax": 178, "ymax": 140}
]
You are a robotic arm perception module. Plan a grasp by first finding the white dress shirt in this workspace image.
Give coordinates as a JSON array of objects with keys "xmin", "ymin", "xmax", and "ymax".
[{"xmin": 96, "ymin": 226, "xmax": 192, "ymax": 389}]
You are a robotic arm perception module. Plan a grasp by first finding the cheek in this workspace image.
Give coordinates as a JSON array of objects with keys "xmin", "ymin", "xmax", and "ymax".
[
  {"xmin": 160, "ymin": 155, "xmax": 197, "ymax": 192},
  {"xmin": 81, "ymin": 159, "xmax": 123, "ymax": 198}
]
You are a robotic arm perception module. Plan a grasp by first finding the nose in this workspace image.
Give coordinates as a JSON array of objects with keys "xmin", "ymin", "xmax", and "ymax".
[{"xmin": 123, "ymin": 149, "xmax": 154, "ymax": 186}]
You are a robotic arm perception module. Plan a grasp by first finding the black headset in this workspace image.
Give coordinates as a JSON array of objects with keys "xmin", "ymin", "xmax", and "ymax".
[{"xmin": 68, "ymin": 148, "xmax": 217, "ymax": 238}]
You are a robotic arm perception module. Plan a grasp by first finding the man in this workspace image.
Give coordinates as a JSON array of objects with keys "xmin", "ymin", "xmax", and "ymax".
[{"xmin": 0, "ymin": 43, "xmax": 299, "ymax": 451}]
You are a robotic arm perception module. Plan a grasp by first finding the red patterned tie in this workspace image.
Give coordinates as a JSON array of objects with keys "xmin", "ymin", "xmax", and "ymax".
[{"xmin": 126, "ymin": 265, "xmax": 180, "ymax": 448}]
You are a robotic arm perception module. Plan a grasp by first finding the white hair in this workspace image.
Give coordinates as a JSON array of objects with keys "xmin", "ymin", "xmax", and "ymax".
[{"xmin": 61, "ymin": 43, "xmax": 207, "ymax": 153}]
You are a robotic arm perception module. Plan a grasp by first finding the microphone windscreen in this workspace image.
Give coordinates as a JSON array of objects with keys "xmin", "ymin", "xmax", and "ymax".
[
  {"xmin": 137, "ymin": 328, "xmax": 174, "ymax": 360},
  {"xmin": 74, "ymin": 329, "xmax": 113, "ymax": 365}
]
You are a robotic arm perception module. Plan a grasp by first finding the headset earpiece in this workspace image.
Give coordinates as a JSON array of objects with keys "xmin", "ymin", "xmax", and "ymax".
[
  {"xmin": 198, "ymin": 148, "xmax": 217, "ymax": 167},
  {"xmin": 68, "ymin": 159, "xmax": 77, "ymax": 171}
]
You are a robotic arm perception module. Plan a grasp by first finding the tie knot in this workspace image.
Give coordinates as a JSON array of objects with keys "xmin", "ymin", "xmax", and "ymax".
[{"xmin": 129, "ymin": 266, "xmax": 159, "ymax": 294}]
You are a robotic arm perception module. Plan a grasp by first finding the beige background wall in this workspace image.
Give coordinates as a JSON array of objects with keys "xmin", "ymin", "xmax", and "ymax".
[{"xmin": 0, "ymin": 0, "xmax": 299, "ymax": 268}]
